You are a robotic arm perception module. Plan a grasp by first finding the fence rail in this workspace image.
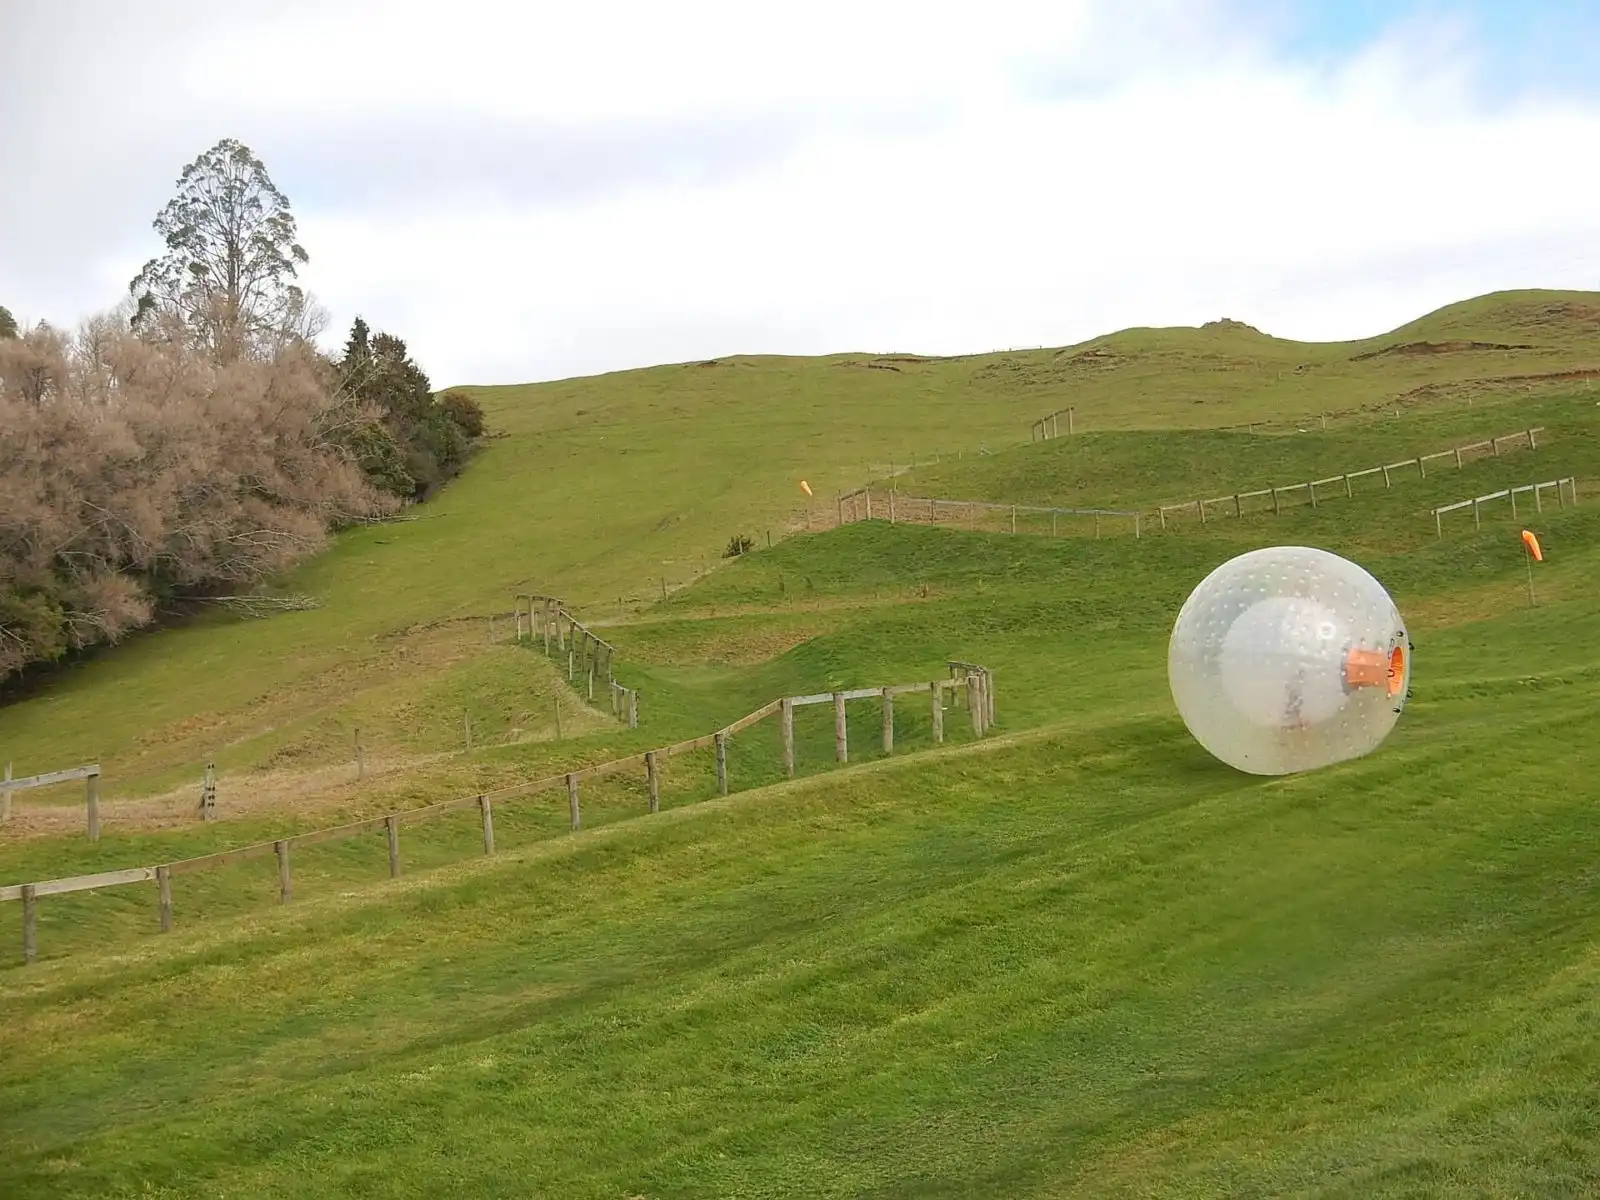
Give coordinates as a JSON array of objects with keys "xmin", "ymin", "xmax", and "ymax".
[
  {"xmin": 513, "ymin": 593, "xmax": 639, "ymax": 727},
  {"xmin": 842, "ymin": 426, "xmax": 1548, "ymax": 541},
  {"xmin": 1431, "ymin": 476, "xmax": 1578, "ymax": 535},
  {"xmin": 838, "ymin": 488, "xmax": 1143, "ymax": 538},
  {"xmin": 3, "ymin": 667, "xmax": 995, "ymax": 965},
  {"xmin": 1156, "ymin": 426, "xmax": 1545, "ymax": 529},
  {"xmin": 1, "ymin": 762, "xmax": 102, "ymax": 839},
  {"xmin": 1031, "ymin": 406, "xmax": 1076, "ymax": 441}
]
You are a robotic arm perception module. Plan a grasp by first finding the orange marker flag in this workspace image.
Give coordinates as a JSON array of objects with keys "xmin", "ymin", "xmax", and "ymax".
[{"xmin": 1521, "ymin": 529, "xmax": 1543, "ymax": 562}]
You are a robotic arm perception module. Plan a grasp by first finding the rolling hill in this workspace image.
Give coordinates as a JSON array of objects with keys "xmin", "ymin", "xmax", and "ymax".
[{"xmin": 2, "ymin": 287, "xmax": 1600, "ymax": 1196}]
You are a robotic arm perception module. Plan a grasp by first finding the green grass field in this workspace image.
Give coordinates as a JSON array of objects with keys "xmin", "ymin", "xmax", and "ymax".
[{"xmin": 3, "ymin": 289, "xmax": 1600, "ymax": 1197}]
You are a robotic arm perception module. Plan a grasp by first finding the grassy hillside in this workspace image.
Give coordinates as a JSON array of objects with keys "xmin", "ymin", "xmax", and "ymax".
[
  {"xmin": 1, "ymin": 289, "xmax": 1597, "ymax": 824},
  {"xmin": 4, "ymin": 285, "xmax": 1600, "ymax": 1195},
  {"xmin": 2, "ymin": 496, "xmax": 1599, "ymax": 1195}
]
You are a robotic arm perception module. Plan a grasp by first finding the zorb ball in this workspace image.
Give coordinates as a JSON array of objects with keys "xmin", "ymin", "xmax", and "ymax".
[{"xmin": 1168, "ymin": 546, "xmax": 1410, "ymax": 775}]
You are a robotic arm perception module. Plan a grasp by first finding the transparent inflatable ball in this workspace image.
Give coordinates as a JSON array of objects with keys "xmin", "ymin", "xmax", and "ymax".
[{"xmin": 1168, "ymin": 546, "xmax": 1410, "ymax": 775}]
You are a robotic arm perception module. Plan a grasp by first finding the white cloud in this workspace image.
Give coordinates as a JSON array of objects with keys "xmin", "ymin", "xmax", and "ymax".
[{"xmin": 3, "ymin": 0, "xmax": 1599, "ymax": 384}]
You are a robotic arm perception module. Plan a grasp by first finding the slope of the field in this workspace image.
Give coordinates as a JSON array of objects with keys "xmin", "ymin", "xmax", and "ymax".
[
  {"xmin": 0, "ymin": 289, "xmax": 1596, "ymax": 848},
  {"xmin": 2, "ymin": 493, "xmax": 1599, "ymax": 1196}
]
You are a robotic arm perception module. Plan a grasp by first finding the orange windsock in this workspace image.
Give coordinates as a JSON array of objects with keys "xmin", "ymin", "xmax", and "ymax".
[
  {"xmin": 800, "ymin": 480, "xmax": 813, "ymax": 497},
  {"xmin": 1521, "ymin": 530, "xmax": 1543, "ymax": 561}
]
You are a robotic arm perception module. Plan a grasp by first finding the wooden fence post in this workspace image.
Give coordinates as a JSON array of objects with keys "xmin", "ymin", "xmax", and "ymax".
[
  {"xmin": 1308, "ymin": 481, "xmax": 1317, "ymax": 509},
  {"xmin": 567, "ymin": 774, "xmax": 580, "ymax": 831},
  {"xmin": 780, "ymin": 699, "xmax": 795, "ymax": 778},
  {"xmin": 1344, "ymin": 474, "xmax": 1352, "ymax": 498},
  {"xmin": 157, "ymin": 866, "xmax": 172, "ymax": 932},
  {"xmin": 1383, "ymin": 466, "xmax": 1392, "ymax": 488},
  {"xmin": 1416, "ymin": 456, "xmax": 1425, "ymax": 479},
  {"xmin": 275, "ymin": 840, "xmax": 291, "ymax": 904},
  {"xmin": 2, "ymin": 760, "xmax": 10, "ymax": 823},
  {"xmin": 970, "ymin": 675, "xmax": 985, "ymax": 736},
  {"xmin": 628, "ymin": 690, "xmax": 639, "ymax": 729},
  {"xmin": 199, "ymin": 761, "xmax": 217, "ymax": 821},
  {"xmin": 881, "ymin": 687, "xmax": 894, "ymax": 754},
  {"xmin": 931, "ymin": 683, "xmax": 945, "ymax": 743},
  {"xmin": 1272, "ymin": 488, "xmax": 1281, "ymax": 515},
  {"xmin": 386, "ymin": 816, "xmax": 401, "ymax": 877},
  {"xmin": 1511, "ymin": 489, "xmax": 1519, "ymax": 520},
  {"xmin": 1535, "ymin": 483, "xmax": 1543, "ymax": 514},
  {"xmin": 1197, "ymin": 499, "xmax": 1207, "ymax": 524},
  {"xmin": 21, "ymin": 884, "xmax": 36, "ymax": 964},
  {"xmin": 833, "ymin": 692, "xmax": 848, "ymax": 763},
  {"xmin": 1434, "ymin": 510, "xmax": 1442, "ymax": 538},
  {"xmin": 715, "ymin": 732, "xmax": 729, "ymax": 796},
  {"xmin": 646, "ymin": 751, "xmax": 660, "ymax": 812},
  {"xmin": 587, "ymin": 660, "xmax": 595, "ymax": 702},
  {"xmin": 1010, "ymin": 505, "xmax": 1017, "ymax": 534},
  {"xmin": 479, "ymin": 794, "xmax": 495, "ymax": 854},
  {"xmin": 1528, "ymin": 428, "xmax": 1538, "ymax": 450}
]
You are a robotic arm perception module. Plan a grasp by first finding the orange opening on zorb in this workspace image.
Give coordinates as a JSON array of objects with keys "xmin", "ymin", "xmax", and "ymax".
[{"xmin": 1343, "ymin": 644, "xmax": 1408, "ymax": 698}]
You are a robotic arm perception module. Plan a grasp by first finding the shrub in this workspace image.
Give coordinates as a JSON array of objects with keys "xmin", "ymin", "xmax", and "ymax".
[{"xmin": 439, "ymin": 389, "xmax": 487, "ymax": 439}]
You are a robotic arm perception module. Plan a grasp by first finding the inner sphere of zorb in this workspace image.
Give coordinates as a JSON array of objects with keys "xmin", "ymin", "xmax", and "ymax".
[{"xmin": 1168, "ymin": 546, "xmax": 1409, "ymax": 775}]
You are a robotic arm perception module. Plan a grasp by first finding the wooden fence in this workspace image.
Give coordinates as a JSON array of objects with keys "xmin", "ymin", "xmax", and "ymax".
[
  {"xmin": 837, "ymin": 487, "xmax": 1142, "ymax": 538},
  {"xmin": 1, "ymin": 762, "xmax": 101, "ymax": 839},
  {"xmin": 841, "ymin": 428, "xmax": 1546, "ymax": 542},
  {"xmin": 1031, "ymin": 407, "xmax": 1076, "ymax": 441},
  {"xmin": 513, "ymin": 593, "xmax": 639, "ymax": 727},
  {"xmin": 1431, "ymin": 476, "xmax": 1578, "ymax": 536},
  {"xmin": 1154, "ymin": 426, "xmax": 1546, "ymax": 529},
  {"xmin": 1, "ymin": 667, "xmax": 994, "ymax": 965}
]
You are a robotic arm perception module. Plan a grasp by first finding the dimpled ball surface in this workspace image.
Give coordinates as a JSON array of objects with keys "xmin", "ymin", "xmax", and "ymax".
[{"xmin": 1168, "ymin": 546, "xmax": 1410, "ymax": 775}]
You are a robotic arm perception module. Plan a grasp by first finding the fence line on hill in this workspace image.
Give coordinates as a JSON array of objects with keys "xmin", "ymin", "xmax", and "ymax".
[
  {"xmin": 1, "ymin": 665, "xmax": 995, "ymax": 966},
  {"xmin": 1431, "ymin": 476, "xmax": 1579, "ymax": 536},
  {"xmin": 512, "ymin": 593, "xmax": 640, "ymax": 728},
  {"xmin": 1153, "ymin": 426, "xmax": 1546, "ymax": 530},
  {"xmin": 1030, "ymin": 406, "xmax": 1076, "ymax": 441},
  {"xmin": 836, "ymin": 487, "xmax": 1143, "ymax": 538},
  {"xmin": 838, "ymin": 425, "xmax": 1548, "ymax": 541}
]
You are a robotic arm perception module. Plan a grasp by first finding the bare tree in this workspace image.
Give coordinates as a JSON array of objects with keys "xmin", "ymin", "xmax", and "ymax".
[
  {"xmin": 0, "ymin": 312, "xmax": 392, "ymax": 679},
  {"xmin": 129, "ymin": 139, "xmax": 310, "ymax": 364}
]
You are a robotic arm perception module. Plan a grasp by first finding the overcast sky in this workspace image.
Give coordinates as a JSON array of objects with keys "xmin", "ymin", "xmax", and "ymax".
[{"xmin": 3, "ymin": 0, "xmax": 1599, "ymax": 386}]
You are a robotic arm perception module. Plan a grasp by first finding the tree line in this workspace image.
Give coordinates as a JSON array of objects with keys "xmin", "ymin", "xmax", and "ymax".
[{"xmin": 0, "ymin": 138, "xmax": 485, "ymax": 681}]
